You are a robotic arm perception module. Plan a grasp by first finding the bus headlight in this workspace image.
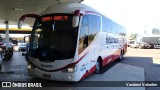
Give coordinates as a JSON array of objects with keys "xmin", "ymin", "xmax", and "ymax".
[
  {"xmin": 28, "ymin": 64, "xmax": 35, "ymax": 69},
  {"xmin": 62, "ymin": 65, "xmax": 77, "ymax": 73},
  {"xmin": 0, "ymin": 48, "xmax": 2, "ymax": 52}
]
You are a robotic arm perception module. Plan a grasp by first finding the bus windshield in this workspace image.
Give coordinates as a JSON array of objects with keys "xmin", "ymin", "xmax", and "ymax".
[{"xmin": 30, "ymin": 14, "xmax": 78, "ymax": 61}]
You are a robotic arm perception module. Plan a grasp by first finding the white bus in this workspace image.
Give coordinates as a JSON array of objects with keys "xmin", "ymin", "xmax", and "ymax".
[{"xmin": 18, "ymin": 2, "xmax": 127, "ymax": 81}]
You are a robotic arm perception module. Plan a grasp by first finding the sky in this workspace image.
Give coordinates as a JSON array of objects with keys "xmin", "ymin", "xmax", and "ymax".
[{"xmin": 82, "ymin": 0, "xmax": 160, "ymax": 35}]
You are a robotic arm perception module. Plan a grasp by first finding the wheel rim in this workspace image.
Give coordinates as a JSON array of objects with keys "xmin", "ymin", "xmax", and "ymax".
[
  {"xmin": 96, "ymin": 61, "xmax": 100, "ymax": 73},
  {"xmin": 120, "ymin": 51, "xmax": 123, "ymax": 60}
]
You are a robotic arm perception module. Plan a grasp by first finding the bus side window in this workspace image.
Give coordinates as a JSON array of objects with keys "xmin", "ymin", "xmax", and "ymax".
[{"xmin": 78, "ymin": 15, "xmax": 89, "ymax": 54}]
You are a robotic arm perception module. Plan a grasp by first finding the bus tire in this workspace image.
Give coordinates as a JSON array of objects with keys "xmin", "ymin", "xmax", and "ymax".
[
  {"xmin": 95, "ymin": 59, "xmax": 101, "ymax": 74},
  {"xmin": 118, "ymin": 50, "xmax": 123, "ymax": 61},
  {"xmin": 1, "ymin": 53, "xmax": 5, "ymax": 60},
  {"xmin": 0, "ymin": 64, "xmax": 2, "ymax": 71}
]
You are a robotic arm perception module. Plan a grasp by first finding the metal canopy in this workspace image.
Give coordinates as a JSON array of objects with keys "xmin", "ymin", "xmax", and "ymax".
[{"xmin": 0, "ymin": 0, "xmax": 83, "ymax": 25}]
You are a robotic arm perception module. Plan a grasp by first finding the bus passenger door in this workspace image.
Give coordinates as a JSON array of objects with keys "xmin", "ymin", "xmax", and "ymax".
[
  {"xmin": 78, "ymin": 15, "xmax": 89, "ymax": 55},
  {"xmin": 78, "ymin": 15, "xmax": 90, "ymax": 77}
]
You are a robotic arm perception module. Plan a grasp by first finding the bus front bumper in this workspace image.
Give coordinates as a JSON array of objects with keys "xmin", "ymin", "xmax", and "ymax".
[{"xmin": 28, "ymin": 67, "xmax": 79, "ymax": 82}]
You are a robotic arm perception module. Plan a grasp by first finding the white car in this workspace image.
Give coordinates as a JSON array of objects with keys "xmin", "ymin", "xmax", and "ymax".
[
  {"xmin": 0, "ymin": 42, "xmax": 14, "ymax": 60},
  {"xmin": 1, "ymin": 42, "xmax": 13, "ymax": 48},
  {"xmin": 18, "ymin": 43, "xmax": 27, "ymax": 51},
  {"xmin": 129, "ymin": 41, "xmax": 140, "ymax": 48}
]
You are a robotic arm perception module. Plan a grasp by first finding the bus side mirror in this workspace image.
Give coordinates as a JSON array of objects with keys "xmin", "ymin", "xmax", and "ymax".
[
  {"xmin": 18, "ymin": 14, "xmax": 39, "ymax": 29},
  {"xmin": 72, "ymin": 16, "xmax": 79, "ymax": 27},
  {"xmin": 72, "ymin": 10, "xmax": 81, "ymax": 28}
]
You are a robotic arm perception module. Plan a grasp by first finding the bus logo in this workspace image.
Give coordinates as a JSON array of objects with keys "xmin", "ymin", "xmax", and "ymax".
[{"xmin": 2, "ymin": 82, "xmax": 11, "ymax": 87}]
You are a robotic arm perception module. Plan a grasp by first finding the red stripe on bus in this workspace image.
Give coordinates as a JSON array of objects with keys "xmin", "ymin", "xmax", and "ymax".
[
  {"xmin": 80, "ymin": 49, "xmax": 122, "ymax": 80},
  {"xmin": 102, "ymin": 49, "xmax": 121, "ymax": 67},
  {"xmin": 80, "ymin": 65, "xmax": 96, "ymax": 80}
]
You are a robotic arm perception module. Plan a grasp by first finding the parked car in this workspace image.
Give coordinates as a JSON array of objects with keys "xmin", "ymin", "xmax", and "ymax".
[
  {"xmin": 0, "ymin": 36, "xmax": 3, "ymax": 45},
  {"xmin": 0, "ymin": 42, "xmax": 14, "ymax": 60},
  {"xmin": 18, "ymin": 40, "xmax": 24, "ymax": 43},
  {"xmin": 139, "ymin": 42, "xmax": 154, "ymax": 49},
  {"xmin": 2, "ymin": 42, "xmax": 14, "ymax": 48},
  {"xmin": 11, "ymin": 40, "xmax": 18, "ymax": 46},
  {"xmin": 18, "ymin": 43, "xmax": 27, "ymax": 51},
  {"xmin": 128, "ymin": 41, "xmax": 140, "ymax": 48}
]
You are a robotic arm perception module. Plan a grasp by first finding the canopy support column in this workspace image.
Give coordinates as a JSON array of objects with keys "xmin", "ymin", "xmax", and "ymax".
[{"xmin": 4, "ymin": 20, "xmax": 9, "ymax": 50}]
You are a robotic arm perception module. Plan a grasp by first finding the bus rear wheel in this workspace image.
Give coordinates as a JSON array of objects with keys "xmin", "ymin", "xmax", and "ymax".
[{"xmin": 118, "ymin": 50, "xmax": 123, "ymax": 61}]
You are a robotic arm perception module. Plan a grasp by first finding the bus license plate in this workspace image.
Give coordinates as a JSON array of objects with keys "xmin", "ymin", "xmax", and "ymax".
[{"xmin": 43, "ymin": 74, "xmax": 51, "ymax": 78}]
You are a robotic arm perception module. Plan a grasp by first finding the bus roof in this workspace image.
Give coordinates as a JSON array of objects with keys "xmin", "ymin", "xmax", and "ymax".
[{"xmin": 41, "ymin": 2, "xmax": 100, "ymax": 15}]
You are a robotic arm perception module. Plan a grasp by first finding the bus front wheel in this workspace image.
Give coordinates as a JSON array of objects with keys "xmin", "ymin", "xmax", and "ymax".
[
  {"xmin": 95, "ymin": 59, "xmax": 101, "ymax": 74},
  {"xmin": 0, "ymin": 64, "xmax": 2, "ymax": 71}
]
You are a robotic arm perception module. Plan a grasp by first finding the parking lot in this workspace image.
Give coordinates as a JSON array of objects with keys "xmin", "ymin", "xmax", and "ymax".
[
  {"xmin": 123, "ymin": 47, "xmax": 160, "ymax": 80},
  {"xmin": 0, "ymin": 48, "xmax": 159, "ymax": 90},
  {"xmin": 122, "ymin": 48, "xmax": 160, "ymax": 90}
]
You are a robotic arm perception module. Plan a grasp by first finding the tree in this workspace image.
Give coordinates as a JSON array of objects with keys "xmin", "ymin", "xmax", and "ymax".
[
  {"xmin": 119, "ymin": 33, "xmax": 126, "ymax": 37},
  {"xmin": 129, "ymin": 33, "xmax": 138, "ymax": 40}
]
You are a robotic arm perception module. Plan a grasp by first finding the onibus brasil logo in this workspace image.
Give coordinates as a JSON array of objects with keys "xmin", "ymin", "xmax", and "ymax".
[{"xmin": 2, "ymin": 82, "xmax": 42, "ymax": 87}]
